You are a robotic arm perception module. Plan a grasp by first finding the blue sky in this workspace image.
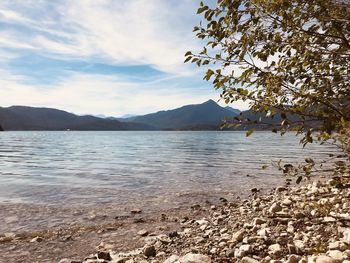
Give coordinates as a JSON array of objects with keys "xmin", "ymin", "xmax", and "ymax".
[{"xmin": 0, "ymin": 0, "xmax": 248, "ymax": 116}]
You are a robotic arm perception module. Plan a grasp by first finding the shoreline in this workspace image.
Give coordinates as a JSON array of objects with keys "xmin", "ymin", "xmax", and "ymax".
[
  {"xmin": 0, "ymin": 189, "xmax": 254, "ymax": 263},
  {"xmin": 2, "ymin": 174, "xmax": 350, "ymax": 262},
  {"xmin": 62, "ymin": 175, "xmax": 350, "ymax": 263}
]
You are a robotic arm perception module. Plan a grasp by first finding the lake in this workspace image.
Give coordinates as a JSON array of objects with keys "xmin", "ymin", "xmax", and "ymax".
[{"xmin": 0, "ymin": 131, "xmax": 337, "ymax": 207}]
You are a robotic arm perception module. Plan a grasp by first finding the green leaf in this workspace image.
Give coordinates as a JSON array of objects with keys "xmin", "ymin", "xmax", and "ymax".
[
  {"xmin": 246, "ymin": 128, "xmax": 256, "ymax": 137},
  {"xmin": 184, "ymin": 56, "xmax": 192, "ymax": 63}
]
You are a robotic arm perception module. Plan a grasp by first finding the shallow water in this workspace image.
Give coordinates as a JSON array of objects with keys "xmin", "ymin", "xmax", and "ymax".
[{"xmin": 0, "ymin": 131, "xmax": 336, "ymax": 206}]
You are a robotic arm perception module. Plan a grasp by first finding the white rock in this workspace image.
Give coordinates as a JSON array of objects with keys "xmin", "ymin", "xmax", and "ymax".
[
  {"xmin": 323, "ymin": 217, "xmax": 336, "ymax": 222},
  {"xmin": 257, "ymin": 228, "xmax": 269, "ymax": 237},
  {"xmin": 341, "ymin": 228, "xmax": 350, "ymax": 243},
  {"xmin": 328, "ymin": 241, "xmax": 347, "ymax": 251},
  {"xmin": 293, "ymin": 239, "xmax": 305, "ymax": 252},
  {"xmin": 178, "ymin": 253, "xmax": 211, "ymax": 263},
  {"xmin": 195, "ymin": 219, "xmax": 209, "ymax": 225},
  {"xmin": 315, "ymin": 255, "xmax": 338, "ymax": 263},
  {"xmin": 234, "ymin": 244, "xmax": 251, "ymax": 258},
  {"xmin": 283, "ymin": 198, "xmax": 293, "ymax": 206},
  {"xmin": 268, "ymin": 244, "xmax": 282, "ymax": 255},
  {"xmin": 327, "ymin": 250, "xmax": 344, "ymax": 261},
  {"xmin": 240, "ymin": 257, "xmax": 259, "ymax": 263}
]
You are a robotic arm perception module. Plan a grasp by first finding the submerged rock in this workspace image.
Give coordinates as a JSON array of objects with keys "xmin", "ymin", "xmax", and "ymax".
[{"xmin": 143, "ymin": 245, "xmax": 156, "ymax": 258}]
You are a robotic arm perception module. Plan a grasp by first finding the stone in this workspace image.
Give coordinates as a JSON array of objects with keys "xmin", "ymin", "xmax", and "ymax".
[
  {"xmin": 226, "ymin": 249, "xmax": 235, "ymax": 257},
  {"xmin": 315, "ymin": 255, "xmax": 338, "ymax": 263},
  {"xmin": 257, "ymin": 228, "xmax": 269, "ymax": 237},
  {"xmin": 342, "ymin": 228, "xmax": 350, "ymax": 243},
  {"xmin": 235, "ymin": 244, "xmax": 251, "ymax": 258},
  {"xmin": 323, "ymin": 217, "xmax": 336, "ymax": 222},
  {"xmin": 137, "ymin": 229, "xmax": 149, "ymax": 237},
  {"xmin": 328, "ymin": 241, "xmax": 347, "ymax": 251},
  {"xmin": 241, "ymin": 257, "xmax": 259, "ymax": 263},
  {"xmin": 251, "ymin": 188, "xmax": 259, "ymax": 193},
  {"xmin": 196, "ymin": 219, "xmax": 209, "ymax": 225},
  {"xmin": 178, "ymin": 253, "xmax": 211, "ymax": 263},
  {"xmin": 30, "ymin": 236, "xmax": 44, "ymax": 243},
  {"xmin": 164, "ymin": 255, "xmax": 180, "ymax": 263},
  {"xmin": 268, "ymin": 244, "xmax": 282, "ymax": 255},
  {"xmin": 294, "ymin": 212, "xmax": 305, "ymax": 219},
  {"xmin": 253, "ymin": 217, "xmax": 266, "ymax": 225},
  {"xmin": 327, "ymin": 250, "xmax": 344, "ymax": 261},
  {"xmin": 293, "ymin": 239, "xmax": 305, "ymax": 253},
  {"xmin": 269, "ymin": 203, "xmax": 282, "ymax": 213},
  {"xmin": 143, "ymin": 245, "xmax": 156, "ymax": 258},
  {"xmin": 287, "ymin": 255, "xmax": 300, "ymax": 263},
  {"xmin": 157, "ymin": 234, "xmax": 171, "ymax": 244},
  {"xmin": 232, "ymin": 230, "xmax": 245, "ymax": 242},
  {"xmin": 276, "ymin": 186, "xmax": 287, "ymax": 192},
  {"xmin": 97, "ymin": 251, "xmax": 112, "ymax": 261},
  {"xmin": 168, "ymin": 231, "xmax": 178, "ymax": 238},
  {"xmin": 130, "ymin": 208, "xmax": 142, "ymax": 214},
  {"xmin": 4, "ymin": 232, "xmax": 16, "ymax": 238},
  {"xmin": 283, "ymin": 198, "xmax": 293, "ymax": 206}
]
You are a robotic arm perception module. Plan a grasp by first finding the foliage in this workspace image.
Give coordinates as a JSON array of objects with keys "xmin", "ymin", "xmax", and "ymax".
[{"xmin": 186, "ymin": 0, "xmax": 350, "ymax": 177}]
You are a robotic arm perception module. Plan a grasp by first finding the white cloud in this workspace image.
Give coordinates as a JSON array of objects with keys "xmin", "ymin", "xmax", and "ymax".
[
  {"xmin": 0, "ymin": 70, "xmax": 218, "ymax": 116},
  {"xmin": 0, "ymin": 0, "xmax": 202, "ymax": 75}
]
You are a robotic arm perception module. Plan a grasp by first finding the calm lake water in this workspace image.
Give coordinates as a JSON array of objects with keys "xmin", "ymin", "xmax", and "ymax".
[{"xmin": 0, "ymin": 131, "xmax": 337, "ymax": 207}]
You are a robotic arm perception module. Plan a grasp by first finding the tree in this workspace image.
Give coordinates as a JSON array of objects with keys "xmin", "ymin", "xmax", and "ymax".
[{"xmin": 186, "ymin": 0, "xmax": 350, "ymax": 178}]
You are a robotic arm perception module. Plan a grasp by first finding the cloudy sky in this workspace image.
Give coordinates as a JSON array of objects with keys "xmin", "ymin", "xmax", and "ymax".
[{"xmin": 0, "ymin": 0, "xmax": 247, "ymax": 116}]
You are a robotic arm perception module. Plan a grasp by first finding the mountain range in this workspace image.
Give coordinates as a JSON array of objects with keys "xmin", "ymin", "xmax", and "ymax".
[
  {"xmin": 123, "ymin": 100, "xmax": 239, "ymax": 130},
  {"xmin": 0, "ymin": 100, "xmax": 282, "ymax": 131}
]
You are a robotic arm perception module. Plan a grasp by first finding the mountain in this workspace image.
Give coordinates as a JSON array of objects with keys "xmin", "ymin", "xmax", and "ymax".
[
  {"xmin": 0, "ymin": 106, "xmax": 155, "ymax": 131},
  {"xmin": 225, "ymin": 106, "xmax": 241, "ymax": 115},
  {"xmin": 119, "ymin": 114, "xmax": 137, "ymax": 119},
  {"xmin": 1, "ymin": 102, "xmax": 291, "ymax": 131},
  {"xmin": 124, "ymin": 100, "xmax": 240, "ymax": 130}
]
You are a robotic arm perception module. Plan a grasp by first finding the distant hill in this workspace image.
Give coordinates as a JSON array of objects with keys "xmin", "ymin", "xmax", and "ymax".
[
  {"xmin": 0, "ymin": 106, "xmax": 155, "ymax": 131},
  {"xmin": 225, "ymin": 106, "xmax": 241, "ymax": 115},
  {"xmin": 0, "ymin": 101, "xmax": 297, "ymax": 131},
  {"xmin": 123, "ymin": 100, "xmax": 240, "ymax": 130}
]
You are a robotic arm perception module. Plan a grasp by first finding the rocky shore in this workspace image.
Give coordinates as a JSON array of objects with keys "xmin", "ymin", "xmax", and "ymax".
[{"xmin": 57, "ymin": 174, "xmax": 350, "ymax": 263}]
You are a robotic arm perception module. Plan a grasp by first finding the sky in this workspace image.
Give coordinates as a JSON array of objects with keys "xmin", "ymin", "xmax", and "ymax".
[{"xmin": 0, "ymin": 0, "xmax": 249, "ymax": 117}]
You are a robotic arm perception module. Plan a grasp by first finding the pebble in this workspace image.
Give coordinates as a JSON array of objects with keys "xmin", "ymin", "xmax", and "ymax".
[
  {"xmin": 137, "ymin": 229, "xmax": 149, "ymax": 237},
  {"xmin": 232, "ymin": 230, "xmax": 245, "ymax": 242},
  {"xmin": 241, "ymin": 257, "xmax": 260, "ymax": 263},
  {"xmin": 30, "ymin": 236, "xmax": 44, "ymax": 243},
  {"xmin": 143, "ymin": 245, "xmax": 156, "ymax": 258},
  {"xmin": 269, "ymin": 202, "xmax": 282, "ymax": 213}
]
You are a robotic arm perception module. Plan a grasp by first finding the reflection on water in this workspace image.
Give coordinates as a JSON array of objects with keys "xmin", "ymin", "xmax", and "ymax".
[{"xmin": 0, "ymin": 131, "xmax": 337, "ymax": 206}]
